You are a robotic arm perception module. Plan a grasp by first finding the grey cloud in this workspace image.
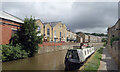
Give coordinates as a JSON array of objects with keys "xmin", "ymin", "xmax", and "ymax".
[
  {"xmin": 1, "ymin": 2, "xmax": 118, "ymax": 33},
  {"xmin": 68, "ymin": 2, "xmax": 118, "ymax": 32}
]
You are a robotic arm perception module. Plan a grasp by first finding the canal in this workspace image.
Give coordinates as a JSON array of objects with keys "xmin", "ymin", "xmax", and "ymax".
[
  {"xmin": 2, "ymin": 43, "xmax": 103, "ymax": 70},
  {"xmin": 2, "ymin": 50, "xmax": 67, "ymax": 70}
]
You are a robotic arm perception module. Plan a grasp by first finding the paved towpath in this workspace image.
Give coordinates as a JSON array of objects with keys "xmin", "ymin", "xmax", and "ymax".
[{"xmin": 98, "ymin": 47, "xmax": 118, "ymax": 71}]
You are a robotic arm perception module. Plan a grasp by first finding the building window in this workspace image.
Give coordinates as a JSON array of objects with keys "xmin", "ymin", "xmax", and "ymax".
[
  {"xmin": 60, "ymin": 25, "xmax": 62, "ymax": 28},
  {"xmin": 37, "ymin": 26, "xmax": 41, "ymax": 32},
  {"xmin": 60, "ymin": 32, "xmax": 61, "ymax": 41},
  {"xmin": 87, "ymin": 50, "xmax": 89, "ymax": 54},
  {"xmin": 47, "ymin": 28, "xmax": 50, "ymax": 36},
  {"xmin": 54, "ymin": 30, "xmax": 56, "ymax": 37},
  {"xmin": 60, "ymin": 32, "xmax": 61, "ymax": 37},
  {"xmin": 64, "ymin": 33, "xmax": 65, "ymax": 38},
  {"xmin": 112, "ymin": 35, "xmax": 114, "ymax": 37}
]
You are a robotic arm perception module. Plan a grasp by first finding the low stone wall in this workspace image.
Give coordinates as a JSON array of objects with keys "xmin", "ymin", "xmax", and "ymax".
[{"xmin": 38, "ymin": 43, "xmax": 80, "ymax": 54}]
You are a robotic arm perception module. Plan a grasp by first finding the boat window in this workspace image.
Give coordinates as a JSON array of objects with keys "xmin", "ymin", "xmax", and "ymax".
[
  {"xmin": 87, "ymin": 50, "xmax": 89, "ymax": 54},
  {"xmin": 84, "ymin": 51, "xmax": 86, "ymax": 55},
  {"xmin": 72, "ymin": 50, "xmax": 79, "ymax": 59},
  {"xmin": 66, "ymin": 50, "xmax": 79, "ymax": 59}
]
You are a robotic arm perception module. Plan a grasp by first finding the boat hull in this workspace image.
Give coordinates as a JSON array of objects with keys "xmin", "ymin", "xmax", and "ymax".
[{"xmin": 65, "ymin": 59, "xmax": 82, "ymax": 71}]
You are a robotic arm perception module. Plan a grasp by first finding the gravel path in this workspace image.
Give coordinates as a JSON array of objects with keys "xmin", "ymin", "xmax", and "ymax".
[{"xmin": 98, "ymin": 47, "xmax": 118, "ymax": 71}]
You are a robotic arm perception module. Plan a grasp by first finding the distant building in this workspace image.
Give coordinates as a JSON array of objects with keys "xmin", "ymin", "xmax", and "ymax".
[
  {"xmin": 88, "ymin": 35, "xmax": 102, "ymax": 43},
  {"xmin": 0, "ymin": 11, "xmax": 23, "ymax": 45},
  {"xmin": 77, "ymin": 32, "xmax": 89, "ymax": 43},
  {"xmin": 76, "ymin": 35, "xmax": 83, "ymax": 43},
  {"xmin": 66, "ymin": 30, "xmax": 77, "ymax": 42}
]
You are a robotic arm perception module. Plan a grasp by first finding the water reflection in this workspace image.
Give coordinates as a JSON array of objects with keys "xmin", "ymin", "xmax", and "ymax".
[{"xmin": 2, "ymin": 50, "xmax": 67, "ymax": 70}]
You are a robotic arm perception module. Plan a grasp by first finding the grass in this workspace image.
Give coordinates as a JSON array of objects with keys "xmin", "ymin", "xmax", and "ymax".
[{"xmin": 81, "ymin": 47, "xmax": 103, "ymax": 72}]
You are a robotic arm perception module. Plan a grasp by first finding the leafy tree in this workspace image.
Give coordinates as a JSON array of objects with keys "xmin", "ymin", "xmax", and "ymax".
[{"xmin": 10, "ymin": 17, "xmax": 43, "ymax": 57}]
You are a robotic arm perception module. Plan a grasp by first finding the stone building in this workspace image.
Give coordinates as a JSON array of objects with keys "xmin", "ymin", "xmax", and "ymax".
[
  {"xmin": 62, "ymin": 24, "xmax": 67, "ymax": 42},
  {"xmin": 43, "ymin": 23, "xmax": 52, "ymax": 42},
  {"xmin": 66, "ymin": 30, "xmax": 71, "ymax": 42},
  {"xmin": 77, "ymin": 32, "xmax": 89, "ymax": 43},
  {"xmin": 35, "ymin": 20, "xmax": 76, "ymax": 43},
  {"xmin": 88, "ymin": 35, "xmax": 102, "ymax": 43},
  {"xmin": 35, "ymin": 19, "xmax": 44, "ymax": 36},
  {"xmin": 43, "ymin": 21, "xmax": 68, "ymax": 42},
  {"xmin": 0, "ymin": 11, "xmax": 23, "ymax": 45},
  {"xmin": 66, "ymin": 30, "xmax": 77, "ymax": 42},
  {"xmin": 48, "ymin": 21, "xmax": 63, "ymax": 42},
  {"xmin": 76, "ymin": 35, "xmax": 83, "ymax": 43},
  {"xmin": 107, "ymin": 18, "xmax": 120, "ymax": 69}
]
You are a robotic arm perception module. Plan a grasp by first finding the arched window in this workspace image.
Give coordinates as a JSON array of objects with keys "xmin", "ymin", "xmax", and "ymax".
[
  {"xmin": 54, "ymin": 30, "xmax": 56, "ymax": 37},
  {"xmin": 47, "ymin": 28, "xmax": 50, "ymax": 36},
  {"xmin": 37, "ymin": 26, "xmax": 41, "ymax": 31}
]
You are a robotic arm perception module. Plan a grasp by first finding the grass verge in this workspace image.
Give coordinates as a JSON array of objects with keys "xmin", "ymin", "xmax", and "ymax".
[{"xmin": 81, "ymin": 47, "xmax": 103, "ymax": 72}]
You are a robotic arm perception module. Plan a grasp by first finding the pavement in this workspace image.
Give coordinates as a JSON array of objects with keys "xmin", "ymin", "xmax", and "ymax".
[{"xmin": 98, "ymin": 47, "xmax": 118, "ymax": 71}]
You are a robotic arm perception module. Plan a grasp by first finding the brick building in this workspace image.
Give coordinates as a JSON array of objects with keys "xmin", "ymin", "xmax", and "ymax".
[{"xmin": 0, "ymin": 11, "xmax": 23, "ymax": 45}]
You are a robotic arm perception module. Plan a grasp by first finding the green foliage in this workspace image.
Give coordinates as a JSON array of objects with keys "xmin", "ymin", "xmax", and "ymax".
[
  {"xmin": 90, "ymin": 33, "xmax": 107, "ymax": 37},
  {"xmin": 102, "ymin": 38, "xmax": 108, "ymax": 47},
  {"xmin": 12, "ymin": 17, "xmax": 43, "ymax": 57},
  {"xmin": 2, "ymin": 44, "xmax": 28, "ymax": 62},
  {"xmin": 86, "ymin": 46, "xmax": 91, "ymax": 48},
  {"xmin": 103, "ymin": 43, "xmax": 107, "ymax": 47},
  {"xmin": 0, "ymin": 45, "xmax": 2, "ymax": 62},
  {"xmin": 84, "ymin": 32, "xmax": 107, "ymax": 37},
  {"xmin": 82, "ymin": 47, "xmax": 103, "ymax": 72},
  {"xmin": 110, "ymin": 37, "xmax": 120, "ymax": 46},
  {"xmin": 3, "ymin": 17, "xmax": 43, "ymax": 61},
  {"xmin": 9, "ymin": 33, "xmax": 20, "ymax": 46},
  {"xmin": 102, "ymin": 38, "xmax": 107, "ymax": 43}
]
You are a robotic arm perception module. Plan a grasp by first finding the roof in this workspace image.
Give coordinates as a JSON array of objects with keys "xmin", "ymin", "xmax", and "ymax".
[
  {"xmin": 0, "ymin": 11, "xmax": 24, "ymax": 23},
  {"xmin": 43, "ymin": 21, "xmax": 61, "ymax": 27}
]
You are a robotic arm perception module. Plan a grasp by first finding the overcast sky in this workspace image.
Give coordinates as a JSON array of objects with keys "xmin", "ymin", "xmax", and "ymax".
[{"xmin": 1, "ymin": 2, "xmax": 119, "ymax": 33}]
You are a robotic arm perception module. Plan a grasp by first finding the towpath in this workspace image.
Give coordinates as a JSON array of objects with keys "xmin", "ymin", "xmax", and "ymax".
[{"xmin": 98, "ymin": 47, "xmax": 118, "ymax": 71}]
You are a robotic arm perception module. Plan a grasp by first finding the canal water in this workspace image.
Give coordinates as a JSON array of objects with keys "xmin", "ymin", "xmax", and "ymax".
[
  {"xmin": 2, "ymin": 43, "xmax": 103, "ymax": 70},
  {"xmin": 2, "ymin": 50, "xmax": 67, "ymax": 70}
]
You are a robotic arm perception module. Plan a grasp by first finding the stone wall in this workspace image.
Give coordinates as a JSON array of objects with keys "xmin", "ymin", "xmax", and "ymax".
[
  {"xmin": 107, "ymin": 41, "xmax": 120, "ymax": 69},
  {"xmin": 38, "ymin": 43, "xmax": 80, "ymax": 54},
  {"xmin": 107, "ymin": 19, "xmax": 120, "ymax": 69}
]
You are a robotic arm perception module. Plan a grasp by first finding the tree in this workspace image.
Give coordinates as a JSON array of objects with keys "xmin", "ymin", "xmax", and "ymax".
[{"xmin": 10, "ymin": 17, "xmax": 43, "ymax": 57}]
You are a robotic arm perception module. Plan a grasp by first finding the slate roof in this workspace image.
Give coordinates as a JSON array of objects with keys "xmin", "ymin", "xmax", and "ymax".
[
  {"xmin": 0, "ymin": 11, "xmax": 24, "ymax": 23},
  {"xmin": 43, "ymin": 21, "xmax": 61, "ymax": 27}
]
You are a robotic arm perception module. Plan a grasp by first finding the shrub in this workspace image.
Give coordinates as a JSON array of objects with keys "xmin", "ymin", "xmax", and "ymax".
[
  {"xmin": 10, "ymin": 17, "xmax": 43, "ymax": 57},
  {"xmin": 110, "ymin": 37, "xmax": 120, "ymax": 46},
  {"xmin": 2, "ymin": 44, "xmax": 28, "ymax": 62},
  {"xmin": 0, "ymin": 45, "xmax": 2, "ymax": 62}
]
